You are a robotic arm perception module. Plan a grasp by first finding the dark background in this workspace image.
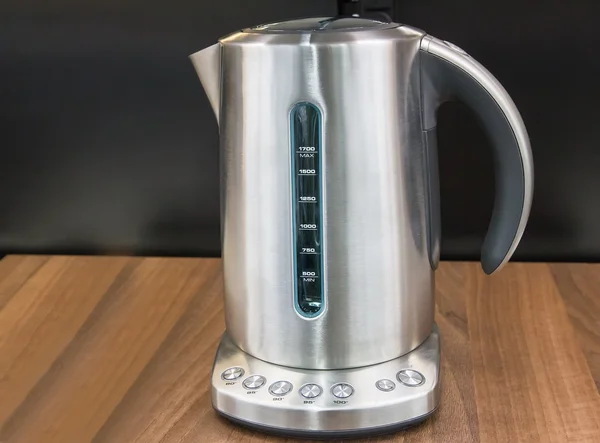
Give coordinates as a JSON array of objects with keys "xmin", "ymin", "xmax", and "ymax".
[{"xmin": 0, "ymin": 0, "xmax": 598, "ymax": 261}]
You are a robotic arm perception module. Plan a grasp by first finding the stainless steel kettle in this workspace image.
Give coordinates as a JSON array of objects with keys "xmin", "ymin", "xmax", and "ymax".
[{"xmin": 191, "ymin": 16, "xmax": 533, "ymax": 437}]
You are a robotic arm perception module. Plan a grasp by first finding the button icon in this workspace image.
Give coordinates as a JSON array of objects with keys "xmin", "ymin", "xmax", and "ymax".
[
  {"xmin": 269, "ymin": 381, "xmax": 293, "ymax": 397},
  {"xmin": 299, "ymin": 383, "xmax": 323, "ymax": 399},
  {"xmin": 221, "ymin": 367, "xmax": 244, "ymax": 381},
  {"xmin": 243, "ymin": 375, "xmax": 266, "ymax": 390},
  {"xmin": 331, "ymin": 383, "xmax": 354, "ymax": 399},
  {"xmin": 376, "ymin": 379, "xmax": 396, "ymax": 392},
  {"xmin": 397, "ymin": 369, "xmax": 425, "ymax": 387}
]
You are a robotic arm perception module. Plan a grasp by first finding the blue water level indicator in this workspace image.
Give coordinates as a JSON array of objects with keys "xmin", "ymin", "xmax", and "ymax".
[{"xmin": 290, "ymin": 103, "xmax": 324, "ymax": 317}]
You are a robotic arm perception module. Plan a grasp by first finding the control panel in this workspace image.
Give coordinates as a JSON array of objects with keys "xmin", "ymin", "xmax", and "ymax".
[
  {"xmin": 220, "ymin": 366, "xmax": 425, "ymax": 399},
  {"xmin": 290, "ymin": 103, "xmax": 325, "ymax": 317},
  {"xmin": 210, "ymin": 329, "xmax": 440, "ymax": 432}
]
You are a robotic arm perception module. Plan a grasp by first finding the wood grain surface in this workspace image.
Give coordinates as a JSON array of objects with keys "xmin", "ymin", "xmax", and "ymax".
[{"xmin": 0, "ymin": 255, "xmax": 598, "ymax": 443}]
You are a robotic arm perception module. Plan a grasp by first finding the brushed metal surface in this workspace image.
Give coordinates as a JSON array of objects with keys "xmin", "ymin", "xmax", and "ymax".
[
  {"xmin": 189, "ymin": 43, "xmax": 221, "ymax": 125},
  {"xmin": 190, "ymin": 19, "xmax": 533, "ymax": 370},
  {"xmin": 211, "ymin": 327, "xmax": 440, "ymax": 433},
  {"xmin": 213, "ymin": 24, "xmax": 435, "ymax": 370}
]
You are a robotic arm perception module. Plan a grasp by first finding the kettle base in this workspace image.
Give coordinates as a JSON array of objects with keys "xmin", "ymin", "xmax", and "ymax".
[
  {"xmin": 216, "ymin": 408, "xmax": 437, "ymax": 439},
  {"xmin": 210, "ymin": 325, "xmax": 441, "ymax": 438}
]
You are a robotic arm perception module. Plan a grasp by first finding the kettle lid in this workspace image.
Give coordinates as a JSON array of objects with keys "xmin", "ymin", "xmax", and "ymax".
[{"xmin": 244, "ymin": 16, "xmax": 399, "ymax": 33}]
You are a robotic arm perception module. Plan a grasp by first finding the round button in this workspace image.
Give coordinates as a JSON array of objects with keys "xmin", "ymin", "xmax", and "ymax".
[
  {"xmin": 269, "ymin": 381, "xmax": 293, "ymax": 397},
  {"xmin": 376, "ymin": 379, "xmax": 396, "ymax": 392},
  {"xmin": 397, "ymin": 369, "xmax": 425, "ymax": 387},
  {"xmin": 331, "ymin": 383, "xmax": 354, "ymax": 399},
  {"xmin": 299, "ymin": 383, "xmax": 322, "ymax": 399},
  {"xmin": 243, "ymin": 375, "xmax": 266, "ymax": 390},
  {"xmin": 221, "ymin": 367, "xmax": 244, "ymax": 381}
]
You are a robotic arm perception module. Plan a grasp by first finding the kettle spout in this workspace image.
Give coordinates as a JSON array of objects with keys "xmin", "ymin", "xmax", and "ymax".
[{"xmin": 190, "ymin": 43, "xmax": 221, "ymax": 124}]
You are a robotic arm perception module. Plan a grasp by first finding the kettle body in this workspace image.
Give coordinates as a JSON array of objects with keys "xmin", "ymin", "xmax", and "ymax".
[{"xmin": 191, "ymin": 17, "xmax": 533, "ymax": 370}]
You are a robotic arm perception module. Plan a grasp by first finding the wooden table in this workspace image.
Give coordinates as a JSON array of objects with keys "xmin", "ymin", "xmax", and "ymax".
[{"xmin": 0, "ymin": 255, "xmax": 598, "ymax": 442}]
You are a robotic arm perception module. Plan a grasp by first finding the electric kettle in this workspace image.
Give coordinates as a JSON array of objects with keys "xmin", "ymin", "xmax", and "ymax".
[{"xmin": 190, "ymin": 16, "xmax": 533, "ymax": 438}]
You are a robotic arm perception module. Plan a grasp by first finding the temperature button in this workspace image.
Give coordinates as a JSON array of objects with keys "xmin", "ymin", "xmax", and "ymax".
[
  {"xmin": 299, "ymin": 383, "xmax": 323, "ymax": 399},
  {"xmin": 376, "ymin": 379, "xmax": 396, "ymax": 392},
  {"xmin": 243, "ymin": 375, "xmax": 266, "ymax": 390},
  {"xmin": 269, "ymin": 381, "xmax": 293, "ymax": 397},
  {"xmin": 397, "ymin": 369, "xmax": 425, "ymax": 387},
  {"xmin": 331, "ymin": 383, "xmax": 354, "ymax": 399},
  {"xmin": 221, "ymin": 367, "xmax": 244, "ymax": 381}
]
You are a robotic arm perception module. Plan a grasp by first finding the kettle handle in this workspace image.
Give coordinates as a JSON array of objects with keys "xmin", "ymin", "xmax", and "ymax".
[{"xmin": 419, "ymin": 35, "xmax": 534, "ymax": 274}]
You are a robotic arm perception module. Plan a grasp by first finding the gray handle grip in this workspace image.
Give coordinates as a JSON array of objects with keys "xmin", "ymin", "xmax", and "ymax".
[{"xmin": 420, "ymin": 36, "xmax": 534, "ymax": 274}]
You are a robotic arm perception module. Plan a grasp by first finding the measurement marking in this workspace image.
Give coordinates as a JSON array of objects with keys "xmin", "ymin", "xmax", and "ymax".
[
  {"xmin": 299, "ymin": 252, "xmax": 319, "ymax": 255},
  {"xmin": 299, "ymin": 201, "xmax": 318, "ymax": 203},
  {"xmin": 299, "ymin": 228, "xmax": 318, "ymax": 231},
  {"xmin": 295, "ymin": 151, "xmax": 319, "ymax": 154},
  {"xmin": 298, "ymin": 173, "xmax": 317, "ymax": 176},
  {"xmin": 301, "ymin": 275, "xmax": 319, "ymax": 279}
]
